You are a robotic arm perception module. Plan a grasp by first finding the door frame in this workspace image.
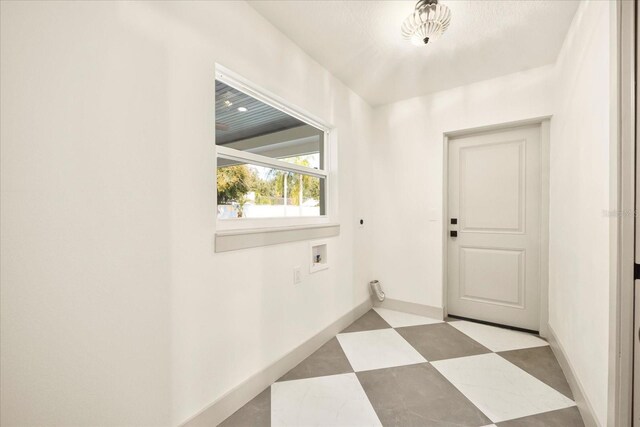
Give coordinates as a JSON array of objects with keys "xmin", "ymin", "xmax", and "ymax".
[
  {"xmin": 610, "ymin": 0, "xmax": 635, "ymax": 425},
  {"xmin": 442, "ymin": 117, "xmax": 551, "ymax": 335}
]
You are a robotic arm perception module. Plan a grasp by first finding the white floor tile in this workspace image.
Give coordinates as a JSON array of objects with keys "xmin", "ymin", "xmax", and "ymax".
[
  {"xmin": 432, "ymin": 353, "xmax": 575, "ymax": 423},
  {"xmin": 449, "ymin": 320, "xmax": 548, "ymax": 352},
  {"xmin": 337, "ymin": 328, "xmax": 426, "ymax": 371},
  {"xmin": 373, "ymin": 307, "xmax": 443, "ymax": 328},
  {"xmin": 271, "ymin": 373, "xmax": 382, "ymax": 427}
]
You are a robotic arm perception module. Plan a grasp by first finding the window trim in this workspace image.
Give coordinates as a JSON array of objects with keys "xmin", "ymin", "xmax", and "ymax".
[
  {"xmin": 217, "ymin": 146, "xmax": 327, "ymax": 180},
  {"xmin": 215, "ymin": 65, "xmax": 334, "ymax": 232}
]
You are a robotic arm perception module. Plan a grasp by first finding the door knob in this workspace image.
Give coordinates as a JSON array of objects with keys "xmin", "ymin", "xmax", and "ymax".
[{"xmin": 450, "ymin": 230, "xmax": 458, "ymax": 237}]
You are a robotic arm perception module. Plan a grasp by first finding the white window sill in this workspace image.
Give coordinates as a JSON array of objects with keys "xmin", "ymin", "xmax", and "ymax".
[{"xmin": 215, "ymin": 223, "xmax": 340, "ymax": 253}]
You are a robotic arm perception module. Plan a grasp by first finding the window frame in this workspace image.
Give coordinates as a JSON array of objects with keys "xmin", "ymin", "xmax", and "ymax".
[{"xmin": 215, "ymin": 65, "xmax": 334, "ymax": 231}]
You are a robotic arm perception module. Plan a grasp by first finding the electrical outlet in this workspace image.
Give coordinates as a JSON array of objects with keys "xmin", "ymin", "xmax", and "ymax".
[{"xmin": 293, "ymin": 267, "xmax": 302, "ymax": 284}]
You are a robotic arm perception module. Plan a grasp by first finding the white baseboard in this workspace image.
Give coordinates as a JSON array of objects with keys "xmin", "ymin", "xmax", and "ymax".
[
  {"xmin": 180, "ymin": 299, "xmax": 373, "ymax": 427},
  {"xmin": 373, "ymin": 297, "xmax": 444, "ymax": 320},
  {"xmin": 546, "ymin": 324, "xmax": 600, "ymax": 427}
]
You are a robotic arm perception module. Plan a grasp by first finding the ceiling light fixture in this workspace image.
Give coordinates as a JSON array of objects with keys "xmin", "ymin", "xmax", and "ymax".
[
  {"xmin": 401, "ymin": 0, "xmax": 451, "ymax": 46},
  {"xmin": 237, "ymin": 107, "xmax": 248, "ymax": 112}
]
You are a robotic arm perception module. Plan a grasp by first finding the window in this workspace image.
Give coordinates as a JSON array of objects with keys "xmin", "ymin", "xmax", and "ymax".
[
  {"xmin": 217, "ymin": 162, "xmax": 323, "ymax": 219},
  {"xmin": 215, "ymin": 68, "xmax": 330, "ymax": 229}
]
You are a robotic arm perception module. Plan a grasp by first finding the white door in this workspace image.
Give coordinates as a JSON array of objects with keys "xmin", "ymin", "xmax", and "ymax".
[{"xmin": 447, "ymin": 124, "xmax": 541, "ymax": 331}]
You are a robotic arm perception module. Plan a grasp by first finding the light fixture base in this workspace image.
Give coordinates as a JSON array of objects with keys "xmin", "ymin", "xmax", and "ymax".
[{"xmin": 416, "ymin": 0, "xmax": 438, "ymax": 9}]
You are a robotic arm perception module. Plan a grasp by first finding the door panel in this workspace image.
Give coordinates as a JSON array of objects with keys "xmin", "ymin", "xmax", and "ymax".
[
  {"xmin": 460, "ymin": 140, "xmax": 525, "ymax": 232},
  {"xmin": 459, "ymin": 247, "xmax": 524, "ymax": 308},
  {"xmin": 448, "ymin": 125, "xmax": 541, "ymax": 330}
]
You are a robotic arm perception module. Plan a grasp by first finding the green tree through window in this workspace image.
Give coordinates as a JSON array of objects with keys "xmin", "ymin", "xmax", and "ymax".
[{"xmin": 217, "ymin": 155, "xmax": 321, "ymax": 218}]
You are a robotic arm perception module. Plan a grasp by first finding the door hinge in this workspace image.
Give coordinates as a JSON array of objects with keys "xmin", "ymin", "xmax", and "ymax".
[{"xmin": 635, "ymin": 263, "xmax": 640, "ymax": 281}]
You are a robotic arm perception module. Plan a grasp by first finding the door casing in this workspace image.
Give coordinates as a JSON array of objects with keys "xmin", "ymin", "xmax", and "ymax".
[
  {"xmin": 442, "ymin": 117, "xmax": 551, "ymax": 336},
  {"xmin": 612, "ymin": 0, "xmax": 635, "ymax": 425}
]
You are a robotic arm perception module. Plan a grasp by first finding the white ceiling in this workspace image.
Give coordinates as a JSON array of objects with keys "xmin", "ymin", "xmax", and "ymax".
[{"xmin": 248, "ymin": 0, "xmax": 580, "ymax": 106}]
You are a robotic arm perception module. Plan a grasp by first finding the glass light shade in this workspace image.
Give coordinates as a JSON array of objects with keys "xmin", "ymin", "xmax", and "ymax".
[{"xmin": 401, "ymin": 0, "xmax": 452, "ymax": 46}]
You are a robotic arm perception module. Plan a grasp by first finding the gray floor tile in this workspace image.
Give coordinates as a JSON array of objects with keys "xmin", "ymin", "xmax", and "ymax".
[
  {"xmin": 396, "ymin": 323, "xmax": 491, "ymax": 361},
  {"xmin": 218, "ymin": 311, "xmax": 579, "ymax": 427},
  {"xmin": 497, "ymin": 346, "xmax": 573, "ymax": 399},
  {"xmin": 357, "ymin": 362, "xmax": 492, "ymax": 427},
  {"xmin": 496, "ymin": 407, "xmax": 584, "ymax": 426},
  {"xmin": 341, "ymin": 309, "xmax": 391, "ymax": 333},
  {"xmin": 278, "ymin": 337, "xmax": 353, "ymax": 381},
  {"xmin": 218, "ymin": 387, "xmax": 270, "ymax": 427}
]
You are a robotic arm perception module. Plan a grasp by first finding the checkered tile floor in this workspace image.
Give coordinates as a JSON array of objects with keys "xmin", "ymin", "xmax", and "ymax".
[{"xmin": 220, "ymin": 308, "xmax": 584, "ymax": 426}]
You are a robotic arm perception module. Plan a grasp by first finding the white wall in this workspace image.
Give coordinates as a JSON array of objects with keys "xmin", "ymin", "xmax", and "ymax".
[
  {"xmin": 548, "ymin": 2, "xmax": 611, "ymax": 425},
  {"xmin": 1, "ymin": 2, "xmax": 172, "ymax": 425},
  {"xmin": 371, "ymin": 65, "xmax": 554, "ymax": 308},
  {"xmin": 0, "ymin": 1, "xmax": 373, "ymax": 426}
]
